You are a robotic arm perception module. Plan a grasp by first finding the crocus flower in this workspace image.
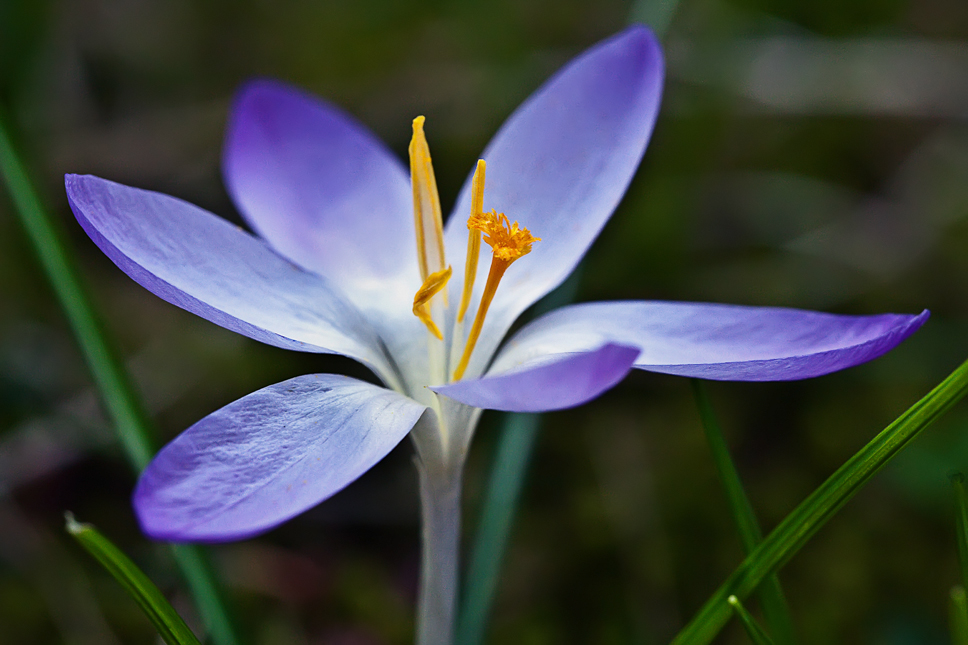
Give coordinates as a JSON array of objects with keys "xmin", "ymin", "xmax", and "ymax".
[{"xmin": 65, "ymin": 25, "xmax": 926, "ymax": 641}]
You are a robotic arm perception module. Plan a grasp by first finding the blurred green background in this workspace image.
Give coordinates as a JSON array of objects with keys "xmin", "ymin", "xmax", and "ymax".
[{"xmin": 2, "ymin": 0, "xmax": 968, "ymax": 643}]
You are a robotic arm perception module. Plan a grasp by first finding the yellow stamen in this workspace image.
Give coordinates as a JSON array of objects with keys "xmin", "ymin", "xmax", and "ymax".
[
  {"xmin": 458, "ymin": 159, "xmax": 486, "ymax": 322},
  {"xmin": 410, "ymin": 117, "xmax": 449, "ymax": 337},
  {"xmin": 452, "ymin": 211, "xmax": 539, "ymax": 381},
  {"xmin": 413, "ymin": 266, "xmax": 452, "ymax": 340},
  {"xmin": 409, "ymin": 116, "xmax": 447, "ymax": 283}
]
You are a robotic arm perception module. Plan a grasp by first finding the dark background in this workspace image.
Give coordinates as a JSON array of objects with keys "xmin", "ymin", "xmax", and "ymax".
[{"xmin": 2, "ymin": 0, "xmax": 968, "ymax": 642}]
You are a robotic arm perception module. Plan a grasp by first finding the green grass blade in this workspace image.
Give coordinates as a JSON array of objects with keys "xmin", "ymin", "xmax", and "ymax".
[
  {"xmin": 0, "ymin": 108, "xmax": 153, "ymax": 470},
  {"xmin": 170, "ymin": 544, "xmax": 240, "ymax": 645},
  {"xmin": 0, "ymin": 109, "xmax": 240, "ymax": 645},
  {"xmin": 66, "ymin": 514, "xmax": 202, "ymax": 645},
  {"xmin": 628, "ymin": 0, "xmax": 682, "ymax": 35},
  {"xmin": 690, "ymin": 380, "xmax": 764, "ymax": 551},
  {"xmin": 727, "ymin": 595, "xmax": 776, "ymax": 645},
  {"xmin": 951, "ymin": 586, "xmax": 968, "ymax": 645},
  {"xmin": 692, "ymin": 380, "xmax": 797, "ymax": 645},
  {"xmin": 672, "ymin": 356, "xmax": 968, "ymax": 645},
  {"xmin": 953, "ymin": 474, "xmax": 968, "ymax": 590},
  {"xmin": 950, "ymin": 475, "xmax": 968, "ymax": 641},
  {"xmin": 457, "ymin": 413, "xmax": 540, "ymax": 645}
]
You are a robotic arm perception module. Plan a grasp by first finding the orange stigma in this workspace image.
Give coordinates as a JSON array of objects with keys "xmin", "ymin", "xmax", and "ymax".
[{"xmin": 452, "ymin": 210, "xmax": 539, "ymax": 381}]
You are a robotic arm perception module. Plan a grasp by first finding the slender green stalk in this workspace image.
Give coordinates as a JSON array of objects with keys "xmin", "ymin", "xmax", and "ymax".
[
  {"xmin": 950, "ymin": 474, "xmax": 968, "ymax": 640},
  {"xmin": 0, "ymin": 109, "xmax": 239, "ymax": 645},
  {"xmin": 691, "ymin": 380, "xmax": 797, "ymax": 645},
  {"xmin": 672, "ymin": 356, "xmax": 968, "ymax": 645},
  {"xmin": 456, "ymin": 413, "xmax": 540, "ymax": 645},
  {"xmin": 727, "ymin": 595, "xmax": 776, "ymax": 645},
  {"xmin": 0, "ymin": 110, "xmax": 153, "ymax": 470},
  {"xmin": 66, "ymin": 514, "xmax": 202, "ymax": 645},
  {"xmin": 169, "ymin": 545, "xmax": 239, "ymax": 645},
  {"xmin": 951, "ymin": 586, "xmax": 968, "ymax": 645},
  {"xmin": 953, "ymin": 474, "xmax": 968, "ymax": 590},
  {"xmin": 628, "ymin": 0, "xmax": 680, "ymax": 35}
]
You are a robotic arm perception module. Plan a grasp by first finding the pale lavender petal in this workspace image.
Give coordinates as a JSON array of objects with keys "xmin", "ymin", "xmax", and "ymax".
[
  {"xmin": 443, "ymin": 26, "xmax": 664, "ymax": 379},
  {"xmin": 223, "ymin": 80, "xmax": 419, "ymax": 323},
  {"xmin": 433, "ymin": 343, "xmax": 639, "ymax": 412},
  {"xmin": 66, "ymin": 174, "xmax": 397, "ymax": 383},
  {"xmin": 491, "ymin": 301, "xmax": 928, "ymax": 381},
  {"xmin": 134, "ymin": 374, "xmax": 426, "ymax": 542}
]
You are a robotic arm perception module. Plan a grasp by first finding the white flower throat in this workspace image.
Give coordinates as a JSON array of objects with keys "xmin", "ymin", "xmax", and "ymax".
[{"xmin": 408, "ymin": 116, "xmax": 539, "ymax": 383}]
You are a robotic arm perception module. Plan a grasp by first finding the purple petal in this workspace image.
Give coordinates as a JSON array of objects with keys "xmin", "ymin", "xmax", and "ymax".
[
  {"xmin": 492, "ymin": 301, "xmax": 928, "ymax": 381},
  {"xmin": 134, "ymin": 374, "xmax": 426, "ymax": 542},
  {"xmin": 223, "ymin": 80, "xmax": 419, "ymax": 322},
  {"xmin": 443, "ymin": 26, "xmax": 664, "ymax": 378},
  {"xmin": 66, "ymin": 174, "xmax": 397, "ymax": 383},
  {"xmin": 433, "ymin": 343, "xmax": 639, "ymax": 412}
]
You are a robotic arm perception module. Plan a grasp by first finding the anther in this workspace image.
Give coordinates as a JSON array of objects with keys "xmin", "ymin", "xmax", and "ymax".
[
  {"xmin": 413, "ymin": 266, "xmax": 452, "ymax": 340},
  {"xmin": 410, "ymin": 117, "xmax": 449, "ymax": 337},
  {"xmin": 409, "ymin": 116, "xmax": 447, "ymax": 283}
]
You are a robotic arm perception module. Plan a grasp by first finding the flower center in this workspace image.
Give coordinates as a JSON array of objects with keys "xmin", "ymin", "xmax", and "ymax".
[{"xmin": 408, "ymin": 117, "xmax": 539, "ymax": 383}]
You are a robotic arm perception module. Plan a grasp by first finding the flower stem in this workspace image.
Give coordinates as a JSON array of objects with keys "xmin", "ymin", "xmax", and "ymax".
[{"xmin": 416, "ymin": 460, "xmax": 463, "ymax": 645}]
